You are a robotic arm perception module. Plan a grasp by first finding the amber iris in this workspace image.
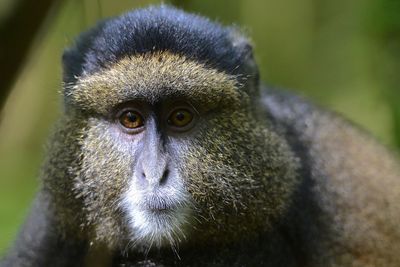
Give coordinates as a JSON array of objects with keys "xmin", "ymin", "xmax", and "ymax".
[
  {"xmin": 119, "ymin": 111, "xmax": 144, "ymax": 129},
  {"xmin": 168, "ymin": 109, "xmax": 193, "ymax": 127}
]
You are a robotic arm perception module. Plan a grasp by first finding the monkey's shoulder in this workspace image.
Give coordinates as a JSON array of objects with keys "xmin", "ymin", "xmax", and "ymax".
[
  {"xmin": 261, "ymin": 86, "xmax": 400, "ymax": 179},
  {"xmin": 262, "ymin": 86, "xmax": 400, "ymax": 265}
]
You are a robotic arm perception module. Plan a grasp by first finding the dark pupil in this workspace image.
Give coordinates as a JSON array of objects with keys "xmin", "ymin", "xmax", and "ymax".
[
  {"xmin": 175, "ymin": 112, "xmax": 185, "ymax": 121},
  {"xmin": 126, "ymin": 112, "xmax": 137, "ymax": 122}
]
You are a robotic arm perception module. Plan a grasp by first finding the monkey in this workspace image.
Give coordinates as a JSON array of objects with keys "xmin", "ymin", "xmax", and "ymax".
[{"xmin": 2, "ymin": 4, "xmax": 400, "ymax": 267}]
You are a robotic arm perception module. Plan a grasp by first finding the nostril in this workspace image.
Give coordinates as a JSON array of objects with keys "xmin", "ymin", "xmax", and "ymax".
[
  {"xmin": 136, "ymin": 169, "xmax": 148, "ymax": 187},
  {"xmin": 159, "ymin": 168, "xmax": 169, "ymax": 186}
]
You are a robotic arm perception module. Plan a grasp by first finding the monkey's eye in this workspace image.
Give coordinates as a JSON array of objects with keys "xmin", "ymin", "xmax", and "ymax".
[
  {"xmin": 119, "ymin": 110, "xmax": 144, "ymax": 129},
  {"xmin": 168, "ymin": 109, "xmax": 194, "ymax": 128}
]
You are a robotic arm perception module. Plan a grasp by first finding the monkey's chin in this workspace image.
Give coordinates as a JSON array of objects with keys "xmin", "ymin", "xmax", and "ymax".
[{"xmin": 126, "ymin": 206, "xmax": 190, "ymax": 248}]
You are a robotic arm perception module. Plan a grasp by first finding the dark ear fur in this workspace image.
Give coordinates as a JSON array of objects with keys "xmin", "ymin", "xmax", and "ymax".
[
  {"xmin": 227, "ymin": 27, "xmax": 259, "ymax": 94},
  {"xmin": 62, "ymin": 20, "xmax": 108, "ymax": 86}
]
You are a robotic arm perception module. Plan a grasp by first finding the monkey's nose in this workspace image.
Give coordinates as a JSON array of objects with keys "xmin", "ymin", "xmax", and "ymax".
[{"xmin": 137, "ymin": 165, "xmax": 170, "ymax": 188}]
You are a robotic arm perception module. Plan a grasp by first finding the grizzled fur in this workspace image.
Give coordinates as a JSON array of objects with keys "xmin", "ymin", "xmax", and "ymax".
[
  {"xmin": 52, "ymin": 50, "xmax": 299, "ymax": 250},
  {"xmin": 2, "ymin": 4, "xmax": 400, "ymax": 267}
]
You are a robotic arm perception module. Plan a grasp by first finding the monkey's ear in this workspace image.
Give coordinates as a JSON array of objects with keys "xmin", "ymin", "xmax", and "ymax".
[
  {"xmin": 61, "ymin": 21, "xmax": 108, "ymax": 91},
  {"xmin": 62, "ymin": 48, "xmax": 84, "ymax": 87},
  {"xmin": 227, "ymin": 28, "xmax": 259, "ymax": 94}
]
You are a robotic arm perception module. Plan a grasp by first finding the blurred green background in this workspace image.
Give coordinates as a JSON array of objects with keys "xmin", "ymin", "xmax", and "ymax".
[{"xmin": 0, "ymin": 0, "xmax": 399, "ymax": 255}]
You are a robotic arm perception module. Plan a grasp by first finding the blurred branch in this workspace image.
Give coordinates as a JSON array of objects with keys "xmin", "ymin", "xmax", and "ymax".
[{"xmin": 0, "ymin": 0, "xmax": 62, "ymax": 112}]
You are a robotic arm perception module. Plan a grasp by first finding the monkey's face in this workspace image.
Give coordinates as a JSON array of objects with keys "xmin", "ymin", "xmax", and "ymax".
[{"xmin": 59, "ymin": 52, "xmax": 298, "ymax": 250}]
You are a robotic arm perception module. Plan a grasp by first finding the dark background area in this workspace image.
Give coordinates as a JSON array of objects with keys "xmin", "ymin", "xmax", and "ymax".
[{"xmin": 0, "ymin": 0, "xmax": 399, "ymax": 254}]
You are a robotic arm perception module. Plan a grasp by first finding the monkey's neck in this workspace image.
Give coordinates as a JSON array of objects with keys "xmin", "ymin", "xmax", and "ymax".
[{"xmin": 95, "ymin": 228, "xmax": 297, "ymax": 267}]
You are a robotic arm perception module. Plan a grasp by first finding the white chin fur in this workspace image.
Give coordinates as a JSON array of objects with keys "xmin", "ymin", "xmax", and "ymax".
[{"xmin": 120, "ymin": 180, "xmax": 190, "ymax": 248}]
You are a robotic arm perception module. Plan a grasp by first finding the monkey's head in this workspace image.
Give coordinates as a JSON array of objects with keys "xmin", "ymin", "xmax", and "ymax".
[{"xmin": 43, "ymin": 6, "xmax": 299, "ymax": 251}]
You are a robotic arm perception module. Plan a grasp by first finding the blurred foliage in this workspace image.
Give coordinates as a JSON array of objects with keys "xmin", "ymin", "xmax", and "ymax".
[
  {"xmin": 0, "ymin": 0, "xmax": 399, "ymax": 255},
  {"xmin": 365, "ymin": 0, "xmax": 400, "ymax": 148},
  {"xmin": 0, "ymin": 0, "xmax": 60, "ymax": 108}
]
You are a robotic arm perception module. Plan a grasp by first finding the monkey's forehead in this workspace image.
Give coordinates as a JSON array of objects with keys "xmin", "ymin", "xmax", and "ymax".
[
  {"xmin": 62, "ymin": 5, "xmax": 252, "ymax": 86},
  {"xmin": 64, "ymin": 51, "xmax": 243, "ymax": 114}
]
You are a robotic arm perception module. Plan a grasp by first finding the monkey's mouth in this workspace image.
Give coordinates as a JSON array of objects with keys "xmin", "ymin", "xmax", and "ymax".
[
  {"xmin": 143, "ymin": 198, "xmax": 182, "ymax": 214},
  {"xmin": 148, "ymin": 206, "xmax": 174, "ymax": 213},
  {"xmin": 122, "ymin": 189, "xmax": 191, "ymax": 247}
]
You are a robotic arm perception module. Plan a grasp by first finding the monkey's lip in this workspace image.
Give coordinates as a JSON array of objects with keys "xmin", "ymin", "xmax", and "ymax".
[
  {"xmin": 143, "ymin": 201, "xmax": 180, "ymax": 214},
  {"xmin": 148, "ymin": 207, "xmax": 175, "ymax": 213}
]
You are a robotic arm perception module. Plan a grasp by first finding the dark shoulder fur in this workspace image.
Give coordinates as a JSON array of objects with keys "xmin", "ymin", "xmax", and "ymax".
[
  {"xmin": 261, "ymin": 86, "xmax": 400, "ymax": 266},
  {"xmin": 0, "ymin": 193, "xmax": 87, "ymax": 267}
]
